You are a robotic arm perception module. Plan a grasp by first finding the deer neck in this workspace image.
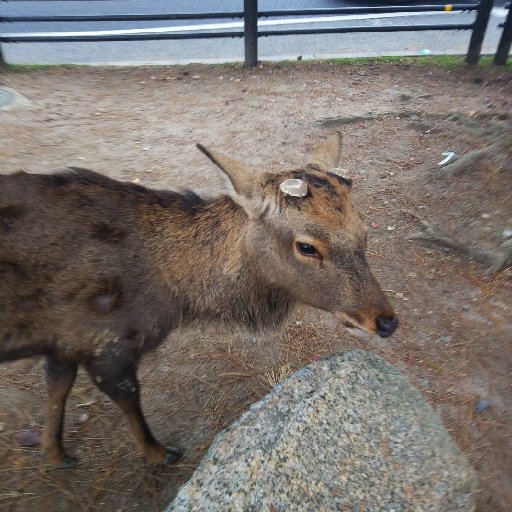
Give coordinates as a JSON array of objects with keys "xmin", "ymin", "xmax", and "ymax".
[{"xmin": 148, "ymin": 193, "xmax": 292, "ymax": 330}]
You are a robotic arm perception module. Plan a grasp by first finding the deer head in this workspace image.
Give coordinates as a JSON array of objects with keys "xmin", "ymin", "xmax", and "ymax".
[{"xmin": 198, "ymin": 133, "xmax": 398, "ymax": 338}]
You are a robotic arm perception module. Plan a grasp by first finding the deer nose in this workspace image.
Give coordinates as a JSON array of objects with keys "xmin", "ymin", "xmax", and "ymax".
[{"xmin": 376, "ymin": 315, "xmax": 399, "ymax": 338}]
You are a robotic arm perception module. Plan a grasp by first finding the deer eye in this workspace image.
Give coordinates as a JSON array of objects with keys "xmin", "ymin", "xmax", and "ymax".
[{"xmin": 296, "ymin": 242, "xmax": 320, "ymax": 258}]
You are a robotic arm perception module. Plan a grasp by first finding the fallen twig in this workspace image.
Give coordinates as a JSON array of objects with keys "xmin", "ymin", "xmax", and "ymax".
[{"xmin": 0, "ymin": 491, "xmax": 37, "ymax": 500}]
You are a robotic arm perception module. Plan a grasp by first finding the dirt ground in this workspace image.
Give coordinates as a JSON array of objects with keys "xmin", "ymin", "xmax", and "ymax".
[{"xmin": 0, "ymin": 60, "xmax": 511, "ymax": 512}]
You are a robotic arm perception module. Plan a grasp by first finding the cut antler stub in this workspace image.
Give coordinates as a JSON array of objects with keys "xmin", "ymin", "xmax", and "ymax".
[{"xmin": 279, "ymin": 179, "xmax": 308, "ymax": 197}]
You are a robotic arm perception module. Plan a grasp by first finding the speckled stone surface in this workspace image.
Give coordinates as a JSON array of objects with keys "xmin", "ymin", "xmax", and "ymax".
[{"xmin": 166, "ymin": 350, "xmax": 476, "ymax": 512}]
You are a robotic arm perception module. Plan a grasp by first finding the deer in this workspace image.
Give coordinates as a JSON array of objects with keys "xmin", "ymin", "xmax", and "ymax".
[{"xmin": 0, "ymin": 133, "xmax": 398, "ymax": 468}]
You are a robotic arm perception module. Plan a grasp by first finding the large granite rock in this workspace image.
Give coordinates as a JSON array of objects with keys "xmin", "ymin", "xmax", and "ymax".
[{"xmin": 167, "ymin": 350, "xmax": 476, "ymax": 512}]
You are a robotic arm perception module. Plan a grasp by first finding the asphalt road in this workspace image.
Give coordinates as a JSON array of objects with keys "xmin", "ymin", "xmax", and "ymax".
[{"xmin": 0, "ymin": 1, "xmax": 509, "ymax": 64}]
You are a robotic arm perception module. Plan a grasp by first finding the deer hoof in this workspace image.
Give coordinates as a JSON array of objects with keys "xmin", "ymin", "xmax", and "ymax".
[
  {"xmin": 163, "ymin": 446, "xmax": 183, "ymax": 465},
  {"xmin": 47, "ymin": 455, "xmax": 79, "ymax": 470}
]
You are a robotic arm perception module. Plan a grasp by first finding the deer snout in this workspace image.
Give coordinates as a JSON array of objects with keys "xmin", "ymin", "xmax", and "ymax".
[
  {"xmin": 376, "ymin": 314, "xmax": 399, "ymax": 338},
  {"xmin": 335, "ymin": 293, "xmax": 399, "ymax": 338}
]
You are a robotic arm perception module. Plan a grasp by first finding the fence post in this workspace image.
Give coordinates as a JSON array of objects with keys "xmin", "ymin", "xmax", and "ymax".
[
  {"xmin": 494, "ymin": 4, "xmax": 512, "ymax": 64},
  {"xmin": 244, "ymin": 0, "xmax": 258, "ymax": 68},
  {"xmin": 466, "ymin": 0, "xmax": 494, "ymax": 65}
]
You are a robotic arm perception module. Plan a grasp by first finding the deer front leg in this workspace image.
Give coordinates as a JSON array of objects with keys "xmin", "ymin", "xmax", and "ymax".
[
  {"xmin": 85, "ymin": 361, "xmax": 182, "ymax": 465},
  {"xmin": 42, "ymin": 357, "xmax": 78, "ymax": 468}
]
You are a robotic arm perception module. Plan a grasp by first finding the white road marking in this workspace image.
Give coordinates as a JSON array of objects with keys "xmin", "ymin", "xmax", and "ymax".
[
  {"xmin": 4, "ymin": 8, "xmax": 506, "ymax": 39},
  {"xmin": 3, "ymin": 11, "xmax": 468, "ymax": 38}
]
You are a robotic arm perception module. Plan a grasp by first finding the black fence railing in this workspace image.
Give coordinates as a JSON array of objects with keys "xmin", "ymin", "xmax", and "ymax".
[
  {"xmin": 0, "ymin": 0, "xmax": 505, "ymax": 68},
  {"xmin": 494, "ymin": 2, "xmax": 512, "ymax": 64}
]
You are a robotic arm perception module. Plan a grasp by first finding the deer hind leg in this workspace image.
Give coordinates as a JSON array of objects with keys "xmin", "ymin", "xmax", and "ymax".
[
  {"xmin": 42, "ymin": 357, "xmax": 78, "ymax": 468},
  {"xmin": 85, "ymin": 361, "xmax": 182, "ymax": 465}
]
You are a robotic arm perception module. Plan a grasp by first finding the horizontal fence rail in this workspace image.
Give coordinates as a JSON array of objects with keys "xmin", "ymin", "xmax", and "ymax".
[
  {"xmin": 0, "ymin": 32, "xmax": 246, "ymax": 43},
  {"xmin": 0, "ymin": 4, "xmax": 481, "ymax": 22},
  {"xmin": 0, "ymin": 12, "xmax": 246, "ymax": 23},
  {"xmin": 0, "ymin": 0, "xmax": 501, "ymax": 67}
]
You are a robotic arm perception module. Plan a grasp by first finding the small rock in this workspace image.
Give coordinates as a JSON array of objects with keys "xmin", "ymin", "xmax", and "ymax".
[
  {"xmin": 0, "ymin": 422, "xmax": 4, "ymax": 432},
  {"xmin": 387, "ymin": 226, "xmax": 396, "ymax": 231},
  {"xmin": 78, "ymin": 413, "xmax": 89, "ymax": 423},
  {"xmin": 418, "ymin": 378, "xmax": 432, "ymax": 389},
  {"xmin": 142, "ymin": 147, "xmax": 149, "ymax": 152},
  {"xmin": 192, "ymin": 75, "xmax": 201, "ymax": 80},
  {"xmin": 475, "ymin": 400, "xmax": 489, "ymax": 413},
  {"xmin": 132, "ymin": 178, "xmax": 141, "ymax": 184},
  {"xmin": 435, "ymin": 335, "xmax": 452, "ymax": 344},
  {"xmin": 371, "ymin": 222, "xmax": 380, "ymax": 229},
  {"xmin": 395, "ymin": 292, "xmax": 405, "ymax": 299},
  {"xmin": 481, "ymin": 213, "xmax": 490, "ymax": 219},
  {"xmin": 357, "ymin": 70, "xmax": 367, "ymax": 77},
  {"xmin": 501, "ymin": 228, "xmax": 512, "ymax": 240},
  {"xmin": 15, "ymin": 430, "xmax": 41, "ymax": 446}
]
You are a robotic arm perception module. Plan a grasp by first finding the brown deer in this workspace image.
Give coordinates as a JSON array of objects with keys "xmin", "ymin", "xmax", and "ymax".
[{"xmin": 0, "ymin": 133, "xmax": 398, "ymax": 468}]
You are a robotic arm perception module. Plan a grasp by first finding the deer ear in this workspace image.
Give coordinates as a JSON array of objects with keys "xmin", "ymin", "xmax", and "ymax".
[
  {"xmin": 197, "ymin": 144, "xmax": 263, "ymax": 199},
  {"xmin": 311, "ymin": 132, "xmax": 343, "ymax": 171}
]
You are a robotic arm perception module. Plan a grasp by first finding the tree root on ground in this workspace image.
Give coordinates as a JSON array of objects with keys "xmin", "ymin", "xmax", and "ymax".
[
  {"xmin": 404, "ymin": 210, "xmax": 512, "ymax": 275},
  {"xmin": 436, "ymin": 147, "xmax": 489, "ymax": 179},
  {"xmin": 316, "ymin": 110, "xmax": 510, "ymax": 128},
  {"xmin": 437, "ymin": 133, "xmax": 512, "ymax": 179}
]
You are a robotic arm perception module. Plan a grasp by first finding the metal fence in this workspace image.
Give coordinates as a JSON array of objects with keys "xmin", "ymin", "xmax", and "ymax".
[
  {"xmin": 495, "ymin": 2, "xmax": 512, "ymax": 64},
  {"xmin": 0, "ymin": 0, "xmax": 507, "ymax": 68}
]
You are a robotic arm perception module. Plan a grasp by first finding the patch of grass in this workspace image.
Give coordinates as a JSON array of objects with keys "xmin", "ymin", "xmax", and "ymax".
[
  {"xmin": 1, "ymin": 63, "xmax": 83, "ymax": 73},
  {"xmin": 404, "ymin": 54, "xmax": 511, "ymax": 69},
  {"xmin": 2, "ymin": 54, "xmax": 510, "ymax": 74},
  {"xmin": 269, "ymin": 54, "xmax": 511, "ymax": 70}
]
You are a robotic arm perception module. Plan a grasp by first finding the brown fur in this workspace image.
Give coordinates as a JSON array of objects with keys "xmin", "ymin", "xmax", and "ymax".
[{"xmin": 0, "ymin": 133, "xmax": 397, "ymax": 466}]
